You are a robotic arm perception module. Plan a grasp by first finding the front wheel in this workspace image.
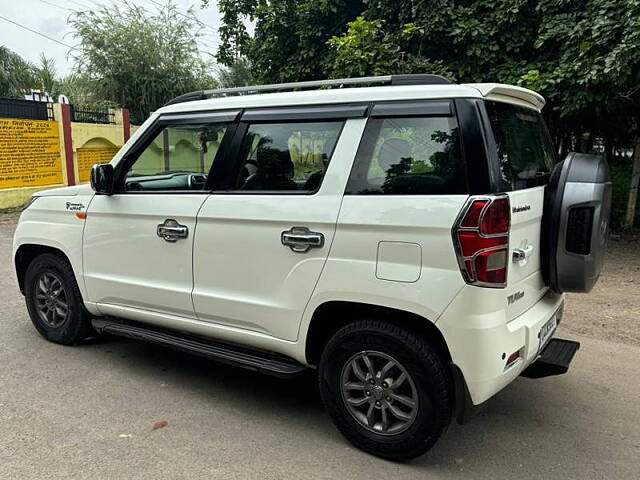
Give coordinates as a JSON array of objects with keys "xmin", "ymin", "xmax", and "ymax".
[
  {"xmin": 318, "ymin": 320, "xmax": 452, "ymax": 461},
  {"xmin": 24, "ymin": 253, "xmax": 94, "ymax": 345}
]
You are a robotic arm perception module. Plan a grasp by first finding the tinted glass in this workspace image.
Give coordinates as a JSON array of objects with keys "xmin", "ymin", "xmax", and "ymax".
[
  {"xmin": 346, "ymin": 116, "xmax": 466, "ymax": 195},
  {"xmin": 124, "ymin": 123, "xmax": 228, "ymax": 191},
  {"xmin": 233, "ymin": 121, "xmax": 343, "ymax": 192},
  {"xmin": 486, "ymin": 101, "xmax": 556, "ymax": 190}
]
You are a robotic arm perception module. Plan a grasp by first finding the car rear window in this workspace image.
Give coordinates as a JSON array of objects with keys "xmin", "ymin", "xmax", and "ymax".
[
  {"xmin": 346, "ymin": 116, "xmax": 467, "ymax": 195},
  {"xmin": 485, "ymin": 101, "xmax": 556, "ymax": 191}
]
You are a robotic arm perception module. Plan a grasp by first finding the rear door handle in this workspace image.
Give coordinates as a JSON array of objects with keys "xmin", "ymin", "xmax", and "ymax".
[
  {"xmin": 281, "ymin": 227, "xmax": 324, "ymax": 253},
  {"xmin": 157, "ymin": 219, "xmax": 189, "ymax": 242},
  {"xmin": 513, "ymin": 244, "xmax": 534, "ymax": 263}
]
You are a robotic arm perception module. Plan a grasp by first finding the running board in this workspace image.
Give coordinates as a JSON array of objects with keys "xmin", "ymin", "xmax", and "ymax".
[
  {"xmin": 520, "ymin": 338, "xmax": 580, "ymax": 379},
  {"xmin": 92, "ymin": 319, "xmax": 307, "ymax": 378}
]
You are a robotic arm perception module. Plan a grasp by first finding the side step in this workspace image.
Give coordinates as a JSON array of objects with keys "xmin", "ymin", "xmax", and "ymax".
[
  {"xmin": 92, "ymin": 319, "xmax": 307, "ymax": 378},
  {"xmin": 521, "ymin": 338, "xmax": 580, "ymax": 379}
]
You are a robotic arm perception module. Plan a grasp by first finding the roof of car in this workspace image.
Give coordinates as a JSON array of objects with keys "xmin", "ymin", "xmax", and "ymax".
[{"xmin": 155, "ymin": 81, "xmax": 545, "ymax": 117}]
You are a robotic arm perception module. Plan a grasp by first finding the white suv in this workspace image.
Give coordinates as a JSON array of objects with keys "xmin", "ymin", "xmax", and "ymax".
[{"xmin": 13, "ymin": 75, "xmax": 611, "ymax": 460}]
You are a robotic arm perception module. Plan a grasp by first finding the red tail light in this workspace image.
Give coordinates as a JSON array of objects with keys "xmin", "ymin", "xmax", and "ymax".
[{"xmin": 453, "ymin": 196, "xmax": 510, "ymax": 287}]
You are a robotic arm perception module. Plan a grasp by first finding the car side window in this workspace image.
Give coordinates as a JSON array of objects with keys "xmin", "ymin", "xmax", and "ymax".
[
  {"xmin": 485, "ymin": 101, "xmax": 556, "ymax": 190},
  {"xmin": 123, "ymin": 123, "xmax": 228, "ymax": 192},
  {"xmin": 231, "ymin": 121, "xmax": 343, "ymax": 193},
  {"xmin": 346, "ymin": 116, "xmax": 467, "ymax": 195}
]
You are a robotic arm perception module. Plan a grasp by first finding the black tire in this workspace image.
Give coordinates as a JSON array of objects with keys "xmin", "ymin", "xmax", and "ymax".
[
  {"xmin": 24, "ymin": 253, "xmax": 94, "ymax": 345},
  {"xmin": 318, "ymin": 320, "xmax": 452, "ymax": 461}
]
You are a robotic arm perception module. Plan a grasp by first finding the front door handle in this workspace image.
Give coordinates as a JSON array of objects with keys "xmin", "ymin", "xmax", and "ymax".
[
  {"xmin": 281, "ymin": 227, "xmax": 324, "ymax": 253},
  {"xmin": 157, "ymin": 219, "xmax": 189, "ymax": 242}
]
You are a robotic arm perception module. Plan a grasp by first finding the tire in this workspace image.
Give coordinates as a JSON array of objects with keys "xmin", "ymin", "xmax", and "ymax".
[
  {"xmin": 24, "ymin": 253, "xmax": 94, "ymax": 345},
  {"xmin": 318, "ymin": 320, "xmax": 452, "ymax": 461}
]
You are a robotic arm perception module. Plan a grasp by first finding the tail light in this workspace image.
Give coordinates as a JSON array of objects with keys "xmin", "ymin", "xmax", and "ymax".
[{"xmin": 453, "ymin": 195, "xmax": 510, "ymax": 288}]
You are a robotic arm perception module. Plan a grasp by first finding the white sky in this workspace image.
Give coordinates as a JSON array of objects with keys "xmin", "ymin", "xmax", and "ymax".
[{"xmin": 0, "ymin": 0, "xmax": 223, "ymax": 77}]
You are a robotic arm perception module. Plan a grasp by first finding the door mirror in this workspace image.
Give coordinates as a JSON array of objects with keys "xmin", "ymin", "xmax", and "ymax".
[{"xmin": 90, "ymin": 163, "xmax": 114, "ymax": 195}]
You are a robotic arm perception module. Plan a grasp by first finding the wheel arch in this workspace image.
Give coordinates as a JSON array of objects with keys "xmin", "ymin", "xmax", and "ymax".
[
  {"xmin": 14, "ymin": 244, "xmax": 73, "ymax": 294},
  {"xmin": 304, "ymin": 301, "xmax": 452, "ymax": 367}
]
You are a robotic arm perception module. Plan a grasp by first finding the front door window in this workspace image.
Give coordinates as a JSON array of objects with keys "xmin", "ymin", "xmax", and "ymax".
[{"xmin": 124, "ymin": 123, "xmax": 229, "ymax": 192}]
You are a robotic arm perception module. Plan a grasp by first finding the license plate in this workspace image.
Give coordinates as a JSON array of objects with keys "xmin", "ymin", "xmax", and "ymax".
[{"xmin": 538, "ymin": 314, "xmax": 557, "ymax": 353}]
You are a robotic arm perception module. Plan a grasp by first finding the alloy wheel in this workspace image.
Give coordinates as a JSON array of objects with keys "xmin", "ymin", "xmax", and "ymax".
[{"xmin": 340, "ymin": 350, "xmax": 419, "ymax": 435}]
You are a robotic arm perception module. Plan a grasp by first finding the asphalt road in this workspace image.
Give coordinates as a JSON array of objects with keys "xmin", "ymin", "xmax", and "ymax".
[{"xmin": 1, "ymin": 218, "xmax": 639, "ymax": 479}]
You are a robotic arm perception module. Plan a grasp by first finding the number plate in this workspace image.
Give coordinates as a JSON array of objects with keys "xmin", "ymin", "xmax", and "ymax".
[{"xmin": 538, "ymin": 314, "xmax": 557, "ymax": 353}]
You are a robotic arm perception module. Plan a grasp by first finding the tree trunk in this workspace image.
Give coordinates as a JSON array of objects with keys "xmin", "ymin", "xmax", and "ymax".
[{"xmin": 625, "ymin": 135, "xmax": 640, "ymax": 228}]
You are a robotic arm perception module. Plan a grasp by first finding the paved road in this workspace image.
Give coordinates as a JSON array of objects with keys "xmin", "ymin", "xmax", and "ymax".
[{"xmin": 1, "ymin": 220, "xmax": 639, "ymax": 479}]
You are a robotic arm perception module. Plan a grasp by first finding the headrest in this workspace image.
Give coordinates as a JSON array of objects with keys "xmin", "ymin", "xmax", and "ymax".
[{"xmin": 256, "ymin": 147, "xmax": 294, "ymax": 177}]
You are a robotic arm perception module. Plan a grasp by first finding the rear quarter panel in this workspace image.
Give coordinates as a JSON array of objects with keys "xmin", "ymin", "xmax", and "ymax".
[{"xmin": 297, "ymin": 194, "xmax": 469, "ymax": 348}]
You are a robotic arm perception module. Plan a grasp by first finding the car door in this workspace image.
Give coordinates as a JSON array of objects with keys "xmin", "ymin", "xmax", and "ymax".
[
  {"xmin": 482, "ymin": 100, "xmax": 558, "ymax": 320},
  {"xmin": 192, "ymin": 106, "xmax": 367, "ymax": 341},
  {"xmin": 83, "ymin": 111, "xmax": 238, "ymax": 319}
]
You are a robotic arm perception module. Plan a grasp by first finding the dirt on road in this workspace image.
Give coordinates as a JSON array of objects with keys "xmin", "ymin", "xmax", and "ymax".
[{"xmin": 564, "ymin": 234, "xmax": 640, "ymax": 346}]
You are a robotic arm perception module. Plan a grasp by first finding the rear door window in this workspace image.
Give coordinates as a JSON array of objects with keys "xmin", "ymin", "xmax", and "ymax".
[
  {"xmin": 346, "ymin": 116, "xmax": 466, "ymax": 195},
  {"xmin": 485, "ymin": 101, "xmax": 556, "ymax": 190},
  {"xmin": 231, "ymin": 121, "xmax": 343, "ymax": 193}
]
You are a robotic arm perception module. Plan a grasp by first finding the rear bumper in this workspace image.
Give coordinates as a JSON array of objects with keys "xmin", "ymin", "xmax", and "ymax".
[{"xmin": 437, "ymin": 287, "xmax": 565, "ymax": 405}]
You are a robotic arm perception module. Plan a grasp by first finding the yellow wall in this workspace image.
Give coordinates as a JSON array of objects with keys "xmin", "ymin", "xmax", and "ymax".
[
  {"xmin": 0, "ymin": 118, "xmax": 63, "ymax": 189},
  {"xmin": 0, "ymin": 106, "xmax": 129, "ymax": 210},
  {"xmin": 72, "ymin": 121, "xmax": 125, "ymax": 183}
]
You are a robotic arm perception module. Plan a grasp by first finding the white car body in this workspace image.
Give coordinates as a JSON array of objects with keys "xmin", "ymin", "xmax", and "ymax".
[{"xmin": 13, "ymin": 80, "xmax": 563, "ymax": 410}]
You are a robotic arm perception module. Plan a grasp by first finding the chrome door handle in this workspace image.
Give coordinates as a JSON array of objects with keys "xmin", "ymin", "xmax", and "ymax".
[
  {"xmin": 281, "ymin": 227, "xmax": 324, "ymax": 253},
  {"xmin": 157, "ymin": 219, "xmax": 189, "ymax": 242}
]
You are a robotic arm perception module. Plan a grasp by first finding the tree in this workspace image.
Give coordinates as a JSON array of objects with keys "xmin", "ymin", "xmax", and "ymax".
[
  {"xmin": 328, "ymin": 17, "xmax": 450, "ymax": 78},
  {"xmin": 0, "ymin": 46, "xmax": 36, "ymax": 98},
  {"xmin": 519, "ymin": 0, "xmax": 640, "ymax": 227},
  {"xmin": 202, "ymin": 0, "xmax": 257, "ymax": 66},
  {"xmin": 69, "ymin": 1, "xmax": 214, "ymax": 122},
  {"xmin": 207, "ymin": 0, "xmax": 366, "ymax": 83},
  {"xmin": 216, "ymin": 0, "xmax": 640, "ymax": 227},
  {"xmin": 36, "ymin": 54, "xmax": 57, "ymax": 96},
  {"xmin": 213, "ymin": 58, "xmax": 253, "ymax": 88},
  {"xmin": 0, "ymin": 47, "xmax": 60, "ymax": 99}
]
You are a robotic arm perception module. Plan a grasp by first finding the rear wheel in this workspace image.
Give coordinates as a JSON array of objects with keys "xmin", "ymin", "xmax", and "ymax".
[
  {"xmin": 318, "ymin": 320, "xmax": 452, "ymax": 460},
  {"xmin": 24, "ymin": 253, "xmax": 94, "ymax": 345}
]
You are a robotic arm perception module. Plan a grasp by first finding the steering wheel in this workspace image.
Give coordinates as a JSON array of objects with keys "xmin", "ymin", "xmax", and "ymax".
[{"xmin": 188, "ymin": 174, "xmax": 207, "ymax": 190}]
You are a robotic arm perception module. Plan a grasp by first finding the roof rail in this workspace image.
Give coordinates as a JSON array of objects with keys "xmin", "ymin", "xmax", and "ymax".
[{"xmin": 164, "ymin": 74, "xmax": 455, "ymax": 106}]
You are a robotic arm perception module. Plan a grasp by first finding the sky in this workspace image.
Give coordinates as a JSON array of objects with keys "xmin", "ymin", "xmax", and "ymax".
[{"xmin": 0, "ymin": 0, "xmax": 223, "ymax": 77}]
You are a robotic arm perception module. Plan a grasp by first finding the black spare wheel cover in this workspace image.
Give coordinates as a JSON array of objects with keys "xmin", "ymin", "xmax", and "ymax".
[{"xmin": 542, "ymin": 152, "xmax": 612, "ymax": 293}]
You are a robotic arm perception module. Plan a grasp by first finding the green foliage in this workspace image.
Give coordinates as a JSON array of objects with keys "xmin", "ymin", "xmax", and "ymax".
[
  {"xmin": 328, "ymin": 17, "xmax": 450, "ymax": 78},
  {"xmin": 243, "ymin": 0, "xmax": 366, "ymax": 82},
  {"xmin": 0, "ymin": 47, "xmax": 59, "ymax": 99},
  {"xmin": 37, "ymin": 54, "xmax": 57, "ymax": 96},
  {"xmin": 203, "ymin": 0, "xmax": 257, "ymax": 65},
  {"xmin": 69, "ymin": 1, "xmax": 214, "ymax": 122},
  {"xmin": 214, "ymin": 0, "xmax": 640, "ymax": 228},
  {"xmin": 213, "ymin": 58, "xmax": 253, "ymax": 88},
  {"xmin": 0, "ymin": 46, "xmax": 33, "ymax": 98}
]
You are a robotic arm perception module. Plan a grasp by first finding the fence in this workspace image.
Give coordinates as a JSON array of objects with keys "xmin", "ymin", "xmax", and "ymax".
[
  {"xmin": 0, "ymin": 98, "xmax": 54, "ymax": 121},
  {"xmin": 70, "ymin": 105, "xmax": 115, "ymax": 124}
]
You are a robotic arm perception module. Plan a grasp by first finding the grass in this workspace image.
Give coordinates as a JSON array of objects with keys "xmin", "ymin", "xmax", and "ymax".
[{"xmin": 0, "ymin": 205, "xmax": 25, "ymax": 215}]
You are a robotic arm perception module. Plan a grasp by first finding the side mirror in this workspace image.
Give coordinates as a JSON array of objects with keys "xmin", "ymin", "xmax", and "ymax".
[{"xmin": 90, "ymin": 163, "xmax": 115, "ymax": 195}]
